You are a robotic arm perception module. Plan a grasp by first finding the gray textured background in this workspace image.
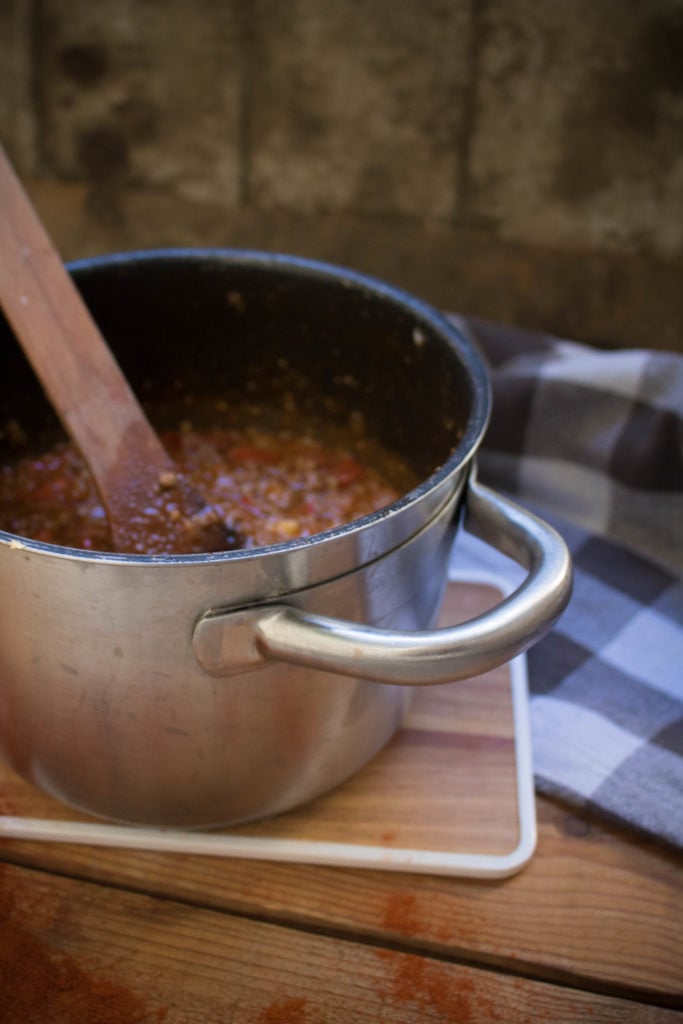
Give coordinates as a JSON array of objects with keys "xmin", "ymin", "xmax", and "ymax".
[{"xmin": 2, "ymin": 0, "xmax": 682, "ymax": 351}]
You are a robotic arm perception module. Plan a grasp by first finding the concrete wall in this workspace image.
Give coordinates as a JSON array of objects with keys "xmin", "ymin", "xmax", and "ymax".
[{"xmin": 2, "ymin": 0, "xmax": 682, "ymax": 351}]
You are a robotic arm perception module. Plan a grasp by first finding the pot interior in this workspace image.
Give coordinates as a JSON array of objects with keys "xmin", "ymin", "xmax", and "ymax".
[{"xmin": 0, "ymin": 250, "xmax": 488, "ymax": 513}]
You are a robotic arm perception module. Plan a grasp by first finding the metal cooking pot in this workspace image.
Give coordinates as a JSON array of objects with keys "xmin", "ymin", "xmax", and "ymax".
[{"xmin": 0, "ymin": 250, "xmax": 571, "ymax": 828}]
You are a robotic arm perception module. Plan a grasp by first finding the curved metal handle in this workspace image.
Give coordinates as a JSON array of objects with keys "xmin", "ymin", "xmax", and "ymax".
[{"xmin": 193, "ymin": 476, "xmax": 572, "ymax": 685}]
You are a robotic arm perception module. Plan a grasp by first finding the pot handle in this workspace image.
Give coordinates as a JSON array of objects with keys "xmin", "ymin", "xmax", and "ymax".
[{"xmin": 193, "ymin": 475, "xmax": 572, "ymax": 685}]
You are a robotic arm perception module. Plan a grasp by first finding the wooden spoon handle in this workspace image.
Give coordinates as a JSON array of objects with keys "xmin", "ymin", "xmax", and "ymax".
[
  {"xmin": 0, "ymin": 144, "xmax": 171, "ymax": 490},
  {"xmin": 0, "ymin": 145, "xmax": 232, "ymax": 555}
]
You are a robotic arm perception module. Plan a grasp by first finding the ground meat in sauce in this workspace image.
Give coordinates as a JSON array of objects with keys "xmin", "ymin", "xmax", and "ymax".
[{"xmin": 0, "ymin": 424, "xmax": 410, "ymax": 553}]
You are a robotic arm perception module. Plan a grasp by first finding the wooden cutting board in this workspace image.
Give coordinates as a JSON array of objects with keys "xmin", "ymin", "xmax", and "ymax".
[{"xmin": 0, "ymin": 581, "xmax": 533, "ymax": 877}]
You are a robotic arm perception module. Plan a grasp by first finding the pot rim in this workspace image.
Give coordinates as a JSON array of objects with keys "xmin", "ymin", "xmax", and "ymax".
[{"xmin": 0, "ymin": 247, "xmax": 491, "ymax": 565}]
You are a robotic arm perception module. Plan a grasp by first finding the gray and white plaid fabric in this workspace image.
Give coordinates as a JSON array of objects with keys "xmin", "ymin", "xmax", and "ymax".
[{"xmin": 453, "ymin": 316, "xmax": 683, "ymax": 850}]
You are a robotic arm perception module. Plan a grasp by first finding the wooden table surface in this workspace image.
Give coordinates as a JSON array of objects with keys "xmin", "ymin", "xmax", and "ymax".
[{"xmin": 1, "ymin": 585, "xmax": 681, "ymax": 1023}]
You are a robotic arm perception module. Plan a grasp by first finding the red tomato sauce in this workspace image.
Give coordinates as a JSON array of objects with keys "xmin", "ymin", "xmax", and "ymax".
[{"xmin": 0, "ymin": 424, "xmax": 409, "ymax": 553}]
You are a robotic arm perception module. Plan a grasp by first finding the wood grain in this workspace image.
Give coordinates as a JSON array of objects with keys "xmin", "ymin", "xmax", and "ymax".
[
  {"xmin": 1, "ymin": 584, "xmax": 681, "ymax": 1005},
  {"xmin": 1, "ymin": 862, "xmax": 679, "ymax": 1024},
  {"xmin": 3, "ymin": 798, "xmax": 679, "ymax": 1005}
]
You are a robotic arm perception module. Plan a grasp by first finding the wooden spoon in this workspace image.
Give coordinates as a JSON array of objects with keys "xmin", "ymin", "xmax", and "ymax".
[{"xmin": 0, "ymin": 145, "xmax": 235, "ymax": 555}]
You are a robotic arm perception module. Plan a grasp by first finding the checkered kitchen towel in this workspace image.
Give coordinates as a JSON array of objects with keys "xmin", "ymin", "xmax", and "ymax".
[{"xmin": 454, "ymin": 316, "xmax": 683, "ymax": 850}]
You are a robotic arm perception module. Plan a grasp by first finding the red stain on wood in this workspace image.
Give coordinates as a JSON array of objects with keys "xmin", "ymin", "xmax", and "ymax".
[
  {"xmin": 383, "ymin": 890, "xmax": 454, "ymax": 944},
  {"xmin": 256, "ymin": 996, "xmax": 309, "ymax": 1023},
  {"xmin": 383, "ymin": 892, "xmax": 422, "ymax": 935},
  {"xmin": 0, "ymin": 865, "xmax": 169, "ymax": 1024},
  {"xmin": 376, "ymin": 948, "xmax": 500, "ymax": 1022},
  {"xmin": 0, "ymin": 793, "xmax": 18, "ymax": 815}
]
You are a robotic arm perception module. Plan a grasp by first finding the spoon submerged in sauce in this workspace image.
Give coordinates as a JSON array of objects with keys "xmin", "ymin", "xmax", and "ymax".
[{"xmin": 0, "ymin": 145, "xmax": 236, "ymax": 555}]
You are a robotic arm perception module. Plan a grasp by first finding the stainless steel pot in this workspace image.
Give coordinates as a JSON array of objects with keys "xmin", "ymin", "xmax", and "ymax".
[{"xmin": 0, "ymin": 250, "xmax": 572, "ymax": 828}]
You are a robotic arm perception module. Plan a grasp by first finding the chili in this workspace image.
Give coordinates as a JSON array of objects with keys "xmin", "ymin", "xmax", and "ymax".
[{"xmin": 0, "ymin": 423, "xmax": 411, "ymax": 554}]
